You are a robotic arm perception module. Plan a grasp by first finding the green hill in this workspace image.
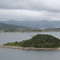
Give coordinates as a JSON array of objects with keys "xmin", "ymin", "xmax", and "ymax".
[
  {"xmin": 3, "ymin": 34, "xmax": 60, "ymax": 48},
  {"xmin": 0, "ymin": 23, "xmax": 32, "ymax": 32}
]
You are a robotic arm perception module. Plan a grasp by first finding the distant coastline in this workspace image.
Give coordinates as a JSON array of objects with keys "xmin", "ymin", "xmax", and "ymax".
[
  {"xmin": 0, "ymin": 31, "xmax": 60, "ymax": 33},
  {"xmin": 0, "ymin": 23, "xmax": 60, "ymax": 32}
]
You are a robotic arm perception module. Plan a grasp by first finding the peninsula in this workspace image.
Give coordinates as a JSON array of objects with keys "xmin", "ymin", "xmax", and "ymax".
[{"xmin": 2, "ymin": 34, "xmax": 60, "ymax": 50}]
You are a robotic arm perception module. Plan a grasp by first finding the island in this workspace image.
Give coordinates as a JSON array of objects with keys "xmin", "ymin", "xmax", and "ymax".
[{"xmin": 2, "ymin": 34, "xmax": 60, "ymax": 50}]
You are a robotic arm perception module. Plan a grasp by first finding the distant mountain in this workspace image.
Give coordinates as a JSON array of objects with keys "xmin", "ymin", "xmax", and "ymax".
[
  {"xmin": 0, "ymin": 20, "xmax": 60, "ymax": 29},
  {"xmin": 0, "ymin": 23, "xmax": 32, "ymax": 32}
]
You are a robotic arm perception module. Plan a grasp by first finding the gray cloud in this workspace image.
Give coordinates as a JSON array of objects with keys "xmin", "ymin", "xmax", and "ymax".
[
  {"xmin": 0, "ymin": 0, "xmax": 60, "ymax": 21},
  {"xmin": 0, "ymin": 0, "xmax": 60, "ymax": 12}
]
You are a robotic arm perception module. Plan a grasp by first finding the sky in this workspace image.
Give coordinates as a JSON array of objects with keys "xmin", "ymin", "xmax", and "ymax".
[{"xmin": 0, "ymin": 0, "xmax": 60, "ymax": 21}]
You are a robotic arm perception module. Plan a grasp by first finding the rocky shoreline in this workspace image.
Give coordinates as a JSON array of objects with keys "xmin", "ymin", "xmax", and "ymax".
[{"xmin": 0, "ymin": 45, "xmax": 60, "ymax": 51}]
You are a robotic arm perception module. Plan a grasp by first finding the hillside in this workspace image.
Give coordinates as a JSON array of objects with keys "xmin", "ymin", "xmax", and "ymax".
[
  {"xmin": 4, "ymin": 34, "xmax": 60, "ymax": 48},
  {"xmin": 0, "ymin": 23, "xmax": 60, "ymax": 32},
  {"xmin": 0, "ymin": 23, "xmax": 32, "ymax": 32}
]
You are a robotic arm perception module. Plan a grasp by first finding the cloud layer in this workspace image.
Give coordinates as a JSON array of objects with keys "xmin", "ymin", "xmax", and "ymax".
[{"xmin": 0, "ymin": 0, "xmax": 60, "ymax": 21}]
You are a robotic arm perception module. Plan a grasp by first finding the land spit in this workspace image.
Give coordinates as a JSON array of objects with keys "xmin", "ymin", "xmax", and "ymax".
[{"xmin": 0, "ymin": 45, "xmax": 60, "ymax": 51}]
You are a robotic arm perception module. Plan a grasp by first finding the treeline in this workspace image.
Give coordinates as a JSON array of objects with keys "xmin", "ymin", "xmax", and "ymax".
[
  {"xmin": 42, "ymin": 28, "xmax": 60, "ymax": 32},
  {"xmin": 4, "ymin": 34, "xmax": 60, "ymax": 48}
]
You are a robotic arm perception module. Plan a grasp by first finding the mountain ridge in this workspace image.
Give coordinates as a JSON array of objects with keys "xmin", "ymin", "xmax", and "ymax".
[{"xmin": 0, "ymin": 20, "xmax": 60, "ymax": 29}]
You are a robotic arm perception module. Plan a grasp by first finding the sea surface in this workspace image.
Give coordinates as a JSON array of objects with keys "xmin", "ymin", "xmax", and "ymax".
[{"xmin": 0, "ymin": 32, "xmax": 60, "ymax": 60}]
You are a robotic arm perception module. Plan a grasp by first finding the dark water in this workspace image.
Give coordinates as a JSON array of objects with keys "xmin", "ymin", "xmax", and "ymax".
[{"xmin": 0, "ymin": 32, "xmax": 60, "ymax": 60}]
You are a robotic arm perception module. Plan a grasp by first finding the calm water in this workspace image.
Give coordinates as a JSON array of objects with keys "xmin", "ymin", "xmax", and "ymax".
[{"xmin": 0, "ymin": 32, "xmax": 60, "ymax": 60}]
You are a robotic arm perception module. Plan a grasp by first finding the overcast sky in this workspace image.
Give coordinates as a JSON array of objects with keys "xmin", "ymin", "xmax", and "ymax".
[{"xmin": 0, "ymin": 0, "xmax": 60, "ymax": 21}]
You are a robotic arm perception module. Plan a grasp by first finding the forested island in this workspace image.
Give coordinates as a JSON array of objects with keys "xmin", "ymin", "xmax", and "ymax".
[{"xmin": 3, "ymin": 34, "xmax": 60, "ymax": 48}]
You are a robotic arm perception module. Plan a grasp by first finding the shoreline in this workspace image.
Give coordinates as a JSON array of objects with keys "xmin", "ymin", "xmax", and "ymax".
[
  {"xmin": 0, "ymin": 45, "xmax": 60, "ymax": 51},
  {"xmin": 0, "ymin": 31, "xmax": 60, "ymax": 33}
]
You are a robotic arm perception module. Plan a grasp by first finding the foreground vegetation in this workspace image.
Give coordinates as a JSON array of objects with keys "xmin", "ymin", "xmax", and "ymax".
[{"xmin": 3, "ymin": 34, "xmax": 60, "ymax": 48}]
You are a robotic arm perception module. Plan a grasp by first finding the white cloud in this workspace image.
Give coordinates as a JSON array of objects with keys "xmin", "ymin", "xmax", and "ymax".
[
  {"xmin": 0, "ymin": 9, "xmax": 42, "ymax": 20},
  {"xmin": 0, "ymin": 9, "xmax": 60, "ymax": 21}
]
